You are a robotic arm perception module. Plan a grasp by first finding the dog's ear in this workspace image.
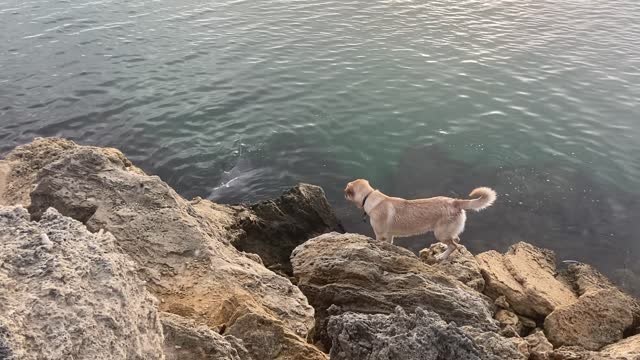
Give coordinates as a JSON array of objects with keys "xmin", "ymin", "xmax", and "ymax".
[{"xmin": 345, "ymin": 186, "xmax": 354, "ymax": 199}]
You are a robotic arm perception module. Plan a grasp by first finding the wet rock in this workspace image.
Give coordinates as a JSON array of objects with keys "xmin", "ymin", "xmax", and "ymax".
[
  {"xmin": 419, "ymin": 242, "xmax": 485, "ymax": 292},
  {"xmin": 327, "ymin": 307, "xmax": 524, "ymax": 360},
  {"xmin": 600, "ymin": 333, "xmax": 640, "ymax": 359},
  {"xmin": 229, "ymin": 183, "xmax": 344, "ymax": 274},
  {"xmin": 0, "ymin": 206, "xmax": 164, "ymax": 360},
  {"xmin": 291, "ymin": 232, "xmax": 497, "ymax": 348},
  {"xmin": 161, "ymin": 312, "xmax": 252, "ymax": 360},
  {"xmin": 0, "ymin": 138, "xmax": 319, "ymax": 359},
  {"xmin": 476, "ymin": 242, "xmax": 577, "ymax": 318},
  {"xmin": 526, "ymin": 329, "xmax": 554, "ymax": 360}
]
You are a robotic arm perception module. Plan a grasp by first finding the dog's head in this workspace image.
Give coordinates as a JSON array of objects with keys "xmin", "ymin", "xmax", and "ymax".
[{"xmin": 344, "ymin": 179, "xmax": 374, "ymax": 208}]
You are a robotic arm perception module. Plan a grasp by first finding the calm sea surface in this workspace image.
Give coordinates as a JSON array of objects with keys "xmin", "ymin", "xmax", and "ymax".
[{"xmin": 1, "ymin": 0, "xmax": 639, "ymax": 294}]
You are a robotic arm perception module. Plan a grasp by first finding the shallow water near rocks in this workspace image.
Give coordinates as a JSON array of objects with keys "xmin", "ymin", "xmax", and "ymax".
[{"xmin": 1, "ymin": 0, "xmax": 639, "ymax": 294}]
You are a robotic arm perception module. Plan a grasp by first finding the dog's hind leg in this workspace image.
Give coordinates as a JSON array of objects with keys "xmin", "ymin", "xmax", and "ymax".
[{"xmin": 435, "ymin": 238, "xmax": 458, "ymax": 261}]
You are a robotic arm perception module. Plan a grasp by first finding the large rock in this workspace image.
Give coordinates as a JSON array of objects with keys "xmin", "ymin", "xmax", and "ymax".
[
  {"xmin": 0, "ymin": 138, "xmax": 324, "ymax": 360},
  {"xmin": 226, "ymin": 184, "xmax": 344, "ymax": 274},
  {"xmin": 161, "ymin": 312, "xmax": 251, "ymax": 360},
  {"xmin": 420, "ymin": 242, "xmax": 485, "ymax": 292},
  {"xmin": 476, "ymin": 242, "xmax": 577, "ymax": 318},
  {"xmin": 291, "ymin": 232, "xmax": 497, "ymax": 348},
  {"xmin": 600, "ymin": 333, "xmax": 640, "ymax": 359},
  {"xmin": 544, "ymin": 264, "xmax": 640, "ymax": 351},
  {"xmin": 0, "ymin": 206, "xmax": 164, "ymax": 360},
  {"xmin": 327, "ymin": 307, "xmax": 525, "ymax": 360}
]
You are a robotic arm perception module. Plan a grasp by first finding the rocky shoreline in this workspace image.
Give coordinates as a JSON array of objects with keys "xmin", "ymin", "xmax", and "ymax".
[{"xmin": 0, "ymin": 138, "xmax": 638, "ymax": 360}]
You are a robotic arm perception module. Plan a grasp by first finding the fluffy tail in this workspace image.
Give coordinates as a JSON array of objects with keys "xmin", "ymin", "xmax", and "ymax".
[{"xmin": 454, "ymin": 187, "xmax": 496, "ymax": 211}]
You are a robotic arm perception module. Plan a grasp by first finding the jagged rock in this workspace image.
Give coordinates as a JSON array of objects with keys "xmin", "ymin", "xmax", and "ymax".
[
  {"xmin": 495, "ymin": 309, "xmax": 524, "ymax": 336},
  {"xmin": 544, "ymin": 288, "xmax": 636, "ymax": 350},
  {"xmin": 561, "ymin": 263, "xmax": 640, "ymax": 322},
  {"xmin": 419, "ymin": 242, "xmax": 485, "ymax": 292},
  {"xmin": 0, "ymin": 138, "xmax": 322, "ymax": 360},
  {"xmin": 544, "ymin": 263, "xmax": 640, "ymax": 351},
  {"xmin": 600, "ymin": 333, "xmax": 640, "ymax": 359},
  {"xmin": 327, "ymin": 307, "xmax": 524, "ymax": 360},
  {"xmin": 0, "ymin": 206, "xmax": 164, "ymax": 360},
  {"xmin": 227, "ymin": 183, "xmax": 344, "ymax": 274},
  {"xmin": 161, "ymin": 312, "xmax": 252, "ymax": 360},
  {"xmin": 291, "ymin": 232, "xmax": 497, "ymax": 348},
  {"xmin": 461, "ymin": 325, "xmax": 529, "ymax": 359},
  {"xmin": 476, "ymin": 242, "xmax": 577, "ymax": 318},
  {"xmin": 526, "ymin": 329, "xmax": 554, "ymax": 360},
  {"xmin": 225, "ymin": 312, "xmax": 328, "ymax": 360}
]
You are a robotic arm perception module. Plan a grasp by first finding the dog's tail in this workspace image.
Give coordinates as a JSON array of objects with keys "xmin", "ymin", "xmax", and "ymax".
[{"xmin": 454, "ymin": 187, "xmax": 496, "ymax": 211}]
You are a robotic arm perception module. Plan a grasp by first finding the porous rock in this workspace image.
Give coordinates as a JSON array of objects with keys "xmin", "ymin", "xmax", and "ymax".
[
  {"xmin": 0, "ymin": 138, "xmax": 323, "ymax": 360},
  {"xmin": 291, "ymin": 232, "xmax": 497, "ymax": 348},
  {"xmin": 0, "ymin": 206, "xmax": 164, "ymax": 360},
  {"xmin": 420, "ymin": 242, "xmax": 485, "ymax": 292},
  {"xmin": 327, "ymin": 307, "xmax": 525, "ymax": 360},
  {"xmin": 161, "ymin": 312, "xmax": 252, "ymax": 360}
]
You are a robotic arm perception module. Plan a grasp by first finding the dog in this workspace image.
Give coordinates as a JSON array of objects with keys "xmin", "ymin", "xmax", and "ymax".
[{"xmin": 344, "ymin": 179, "xmax": 496, "ymax": 261}]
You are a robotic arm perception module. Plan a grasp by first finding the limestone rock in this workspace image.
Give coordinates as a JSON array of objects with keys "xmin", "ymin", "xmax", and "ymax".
[
  {"xmin": 600, "ymin": 333, "xmax": 640, "ymax": 359},
  {"xmin": 419, "ymin": 242, "xmax": 485, "ymax": 292},
  {"xmin": 544, "ymin": 288, "xmax": 636, "ymax": 350},
  {"xmin": 161, "ymin": 312, "xmax": 251, "ymax": 360},
  {"xmin": 228, "ymin": 183, "xmax": 344, "ymax": 274},
  {"xmin": 526, "ymin": 329, "xmax": 554, "ymax": 360},
  {"xmin": 291, "ymin": 232, "xmax": 497, "ymax": 348},
  {"xmin": 225, "ymin": 312, "xmax": 328, "ymax": 360},
  {"xmin": 0, "ymin": 138, "xmax": 319, "ymax": 359},
  {"xmin": 0, "ymin": 206, "xmax": 164, "ymax": 360},
  {"xmin": 327, "ymin": 307, "xmax": 524, "ymax": 360},
  {"xmin": 495, "ymin": 309, "xmax": 524, "ymax": 336},
  {"xmin": 476, "ymin": 242, "xmax": 577, "ymax": 318}
]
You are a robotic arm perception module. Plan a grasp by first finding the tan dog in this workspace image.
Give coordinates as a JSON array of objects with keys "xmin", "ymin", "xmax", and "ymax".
[{"xmin": 344, "ymin": 179, "xmax": 496, "ymax": 261}]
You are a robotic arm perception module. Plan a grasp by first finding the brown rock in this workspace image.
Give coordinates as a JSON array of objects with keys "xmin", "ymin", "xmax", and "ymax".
[
  {"xmin": 495, "ymin": 309, "xmax": 524, "ymax": 336},
  {"xmin": 0, "ymin": 138, "xmax": 325, "ymax": 359},
  {"xmin": 225, "ymin": 313, "xmax": 328, "ymax": 360},
  {"xmin": 600, "ymin": 333, "xmax": 640, "ymax": 359},
  {"xmin": 526, "ymin": 329, "xmax": 554, "ymax": 360},
  {"xmin": 291, "ymin": 232, "xmax": 497, "ymax": 349},
  {"xmin": 420, "ymin": 242, "xmax": 485, "ymax": 292},
  {"xmin": 544, "ymin": 288, "xmax": 636, "ymax": 350},
  {"xmin": 161, "ymin": 312, "xmax": 252, "ymax": 360},
  {"xmin": 476, "ymin": 242, "xmax": 577, "ymax": 318}
]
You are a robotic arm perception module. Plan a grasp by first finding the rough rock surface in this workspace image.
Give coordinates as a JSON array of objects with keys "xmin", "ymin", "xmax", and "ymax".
[
  {"xmin": 291, "ymin": 232, "xmax": 497, "ymax": 348},
  {"xmin": 225, "ymin": 312, "xmax": 328, "ymax": 360},
  {"xmin": 0, "ymin": 138, "xmax": 324, "ymax": 360},
  {"xmin": 0, "ymin": 206, "xmax": 164, "ymax": 360},
  {"xmin": 161, "ymin": 312, "xmax": 251, "ymax": 360},
  {"xmin": 544, "ymin": 263, "xmax": 640, "ymax": 351},
  {"xmin": 476, "ymin": 242, "xmax": 577, "ymax": 318},
  {"xmin": 420, "ymin": 242, "xmax": 485, "ymax": 292},
  {"xmin": 227, "ymin": 183, "xmax": 344, "ymax": 274},
  {"xmin": 600, "ymin": 333, "xmax": 640, "ymax": 359},
  {"xmin": 327, "ymin": 307, "xmax": 525, "ymax": 360},
  {"xmin": 526, "ymin": 329, "xmax": 554, "ymax": 360}
]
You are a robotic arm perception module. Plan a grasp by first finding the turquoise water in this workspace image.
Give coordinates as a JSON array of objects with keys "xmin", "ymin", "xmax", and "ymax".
[{"xmin": 1, "ymin": 0, "xmax": 639, "ymax": 294}]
